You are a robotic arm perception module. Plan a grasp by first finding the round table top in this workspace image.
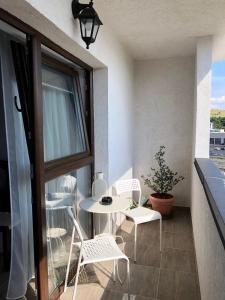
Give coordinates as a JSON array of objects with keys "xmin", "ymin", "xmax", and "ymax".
[
  {"xmin": 79, "ymin": 196, "xmax": 130, "ymax": 214},
  {"xmin": 45, "ymin": 193, "xmax": 74, "ymax": 209},
  {"xmin": 47, "ymin": 228, "xmax": 67, "ymax": 239}
]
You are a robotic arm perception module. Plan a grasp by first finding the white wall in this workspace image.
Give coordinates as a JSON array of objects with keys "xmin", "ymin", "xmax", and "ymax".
[
  {"xmin": 191, "ymin": 168, "xmax": 225, "ymax": 300},
  {"xmin": 0, "ymin": 0, "xmax": 134, "ymax": 186},
  {"xmin": 107, "ymin": 55, "xmax": 134, "ymax": 185},
  {"xmin": 194, "ymin": 37, "xmax": 212, "ymax": 158},
  {"xmin": 133, "ymin": 57, "xmax": 195, "ymax": 207},
  {"xmin": 190, "ymin": 36, "xmax": 225, "ymax": 300},
  {"xmin": 93, "ymin": 68, "xmax": 109, "ymax": 180},
  {"xmin": 0, "ymin": 0, "xmax": 134, "ymax": 236}
]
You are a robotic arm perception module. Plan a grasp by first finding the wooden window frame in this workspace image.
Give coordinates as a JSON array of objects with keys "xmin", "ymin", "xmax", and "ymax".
[
  {"xmin": 0, "ymin": 8, "xmax": 95, "ymax": 300},
  {"xmin": 42, "ymin": 54, "xmax": 93, "ymax": 181},
  {"xmin": 42, "ymin": 48, "xmax": 94, "ymax": 299}
]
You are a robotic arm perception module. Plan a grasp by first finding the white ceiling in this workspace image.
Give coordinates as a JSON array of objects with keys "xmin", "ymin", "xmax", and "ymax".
[{"xmin": 95, "ymin": 0, "xmax": 225, "ymax": 60}]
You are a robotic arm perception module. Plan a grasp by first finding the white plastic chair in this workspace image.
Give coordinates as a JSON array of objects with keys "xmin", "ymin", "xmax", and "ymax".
[
  {"xmin": 115, "ymin": 179, "xmax": 162, "ymax": 262},
  {"xmin": 64, "ymin": 207, "xmax": 130, "ymax": 300}
]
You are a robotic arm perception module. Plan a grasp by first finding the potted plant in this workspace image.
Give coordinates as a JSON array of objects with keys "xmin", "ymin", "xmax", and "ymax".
[{"xmin": 141, "ymin": 146, "xmax": 184, "ymax": 216}]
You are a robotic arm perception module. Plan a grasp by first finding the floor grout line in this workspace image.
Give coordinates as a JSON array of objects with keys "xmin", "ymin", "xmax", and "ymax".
[
  {"xmin": 62, "ymin": 209, "xmax": 200, "ymax": 300},
  {"xmin": 155, "ymin": 251, "xmax": 163, "ymax": 299}
]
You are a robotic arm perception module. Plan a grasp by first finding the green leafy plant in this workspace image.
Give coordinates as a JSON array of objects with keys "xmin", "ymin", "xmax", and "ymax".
[
  {"xmin": 141, "ymin": 146, "xmax": 184, "ymax": 195},
  {"xmin": 129, "ymin": 195, "xmax": 148, "ymax": 209}
]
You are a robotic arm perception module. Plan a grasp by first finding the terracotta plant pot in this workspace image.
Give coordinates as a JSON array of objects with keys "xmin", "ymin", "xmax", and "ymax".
[{"xmin": 149, "ymin": 193, "xmax": 174, "ymax": 216}]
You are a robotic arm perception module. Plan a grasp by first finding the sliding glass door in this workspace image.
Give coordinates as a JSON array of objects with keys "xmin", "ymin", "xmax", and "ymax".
[
  {"xmin": 0, "ymin": 26, "xmax": 38, "ymax": 300},
  {"xmin": 0, "ymin": 10, "xmax": 94, "ymax": 300},
  {"xmin": 41, "ymin": 50, "xmax": 93, "ymax": 298},
  {"xmin": 45, "ymin": 166, "xmax": 92, "ymax": 293}
]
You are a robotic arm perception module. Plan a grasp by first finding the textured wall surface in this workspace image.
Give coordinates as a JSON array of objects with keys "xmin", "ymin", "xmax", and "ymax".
[
  {"xmin": 0, "ymin": 0, "xmax": 134, "ymax": 186},
  {"xmin": 191, "ymin": 168, "xmax": 225, "ymax": 300},
  {"xmin": 194, "ymin": 37, "xmax": 212, "ymax": 158},
  {"xmin": 93, "ymin": 68, "xmax": 109, "ymax": 180},
  {"xmin": 133, "ymin": 57, "xmax": 195, "ymax": 207},
  {"xmin": 0, "ymin": 0, "xmax": 134, "ymax": 234},
  {"xmin": 95, "ymin": 1, "xmax": 225, "ymax": 61}
]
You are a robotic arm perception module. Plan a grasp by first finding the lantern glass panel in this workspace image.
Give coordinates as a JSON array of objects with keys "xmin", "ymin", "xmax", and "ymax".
[
  {"xmin": 81, "ymin": 18, "xmax": 93, "ymax": 38},
  {"xmin": 92, "ymin": 23, "xmax": 99, "ymax": 41}
]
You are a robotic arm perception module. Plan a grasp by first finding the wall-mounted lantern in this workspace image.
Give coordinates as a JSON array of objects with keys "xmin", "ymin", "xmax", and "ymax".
[{"xmin": 72, "ymin": 0, "xmax": 103, "ymax": 49}]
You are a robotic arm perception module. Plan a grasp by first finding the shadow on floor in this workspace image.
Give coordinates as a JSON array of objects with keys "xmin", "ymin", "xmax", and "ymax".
[{"xmin": 61, "ymin": 207, "xmax": 201, "ymax": 300}]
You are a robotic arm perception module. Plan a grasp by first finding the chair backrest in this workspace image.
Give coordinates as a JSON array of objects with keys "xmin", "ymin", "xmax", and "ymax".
[
  {"xmin": 66, "ymin": 206, "xmax": 84, "ymax": 242},
  {"xmin": 115, "ymin": 179, "xmax": 142, "ymax": 206},
  {"xmin": 59, "ymin": 175, "xmax": 77, "ymax": 193}
]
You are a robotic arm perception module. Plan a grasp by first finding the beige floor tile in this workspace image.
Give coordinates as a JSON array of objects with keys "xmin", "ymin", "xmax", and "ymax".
[
  {"xmin": 162, "ymin": 208, "xmax": 192, "ymax": 235},
  {"xmin": 174, "ymin": 271, "xmax": 200, "ymax": 300},
  {"xmin": 173, "ymin": 232, "xmax": 195, "ymax": 252},
  {"xmin": 62, "ymin": 283, "xmax": 156, "ymax": 300},
  {"xmin": 173, "ymin": 219, "xmax": 192, "ymax": 236},
  {"xmin": 61, "ymin": 208, "xmax": 200, "ymax": 300},
  {"xmin": 124, "ymin": 240, "xmax": 161, "ymax": 267},
  {"xmin": 162, "ymin": 218, "xmax": 175, "ymax": 233},
  {"xmin": 161, "ymin": 249, "xmax": 196, "ymax": 273},
  {"xmin": 128, "ymin": 264, "xmax": 160, "ymax": 298},
  {"xmin": 138, "ymin": 221, "xmax": 160, "ymax": 240},
  {"xmin": 157, "ymin": 269, "xmax": 201, "ymax": 300},
  {"xmin": 173, "ymin": 210, "xmax": 193, "ymax": 236},
  {"xmin": 157, "ymin": 268, "xmax": 176, "ymax": 300},
  {"xmin": 101, "ymin": 290, "xmax": 155, "ymax": 300},
  {"xmin": 61, "ymin": 283, "xmax": 104, "ymax": 300},
  {"xmin": 162, "ymin": 231, "xmax": 194, "ymax": 252},
  {"xmin": 93, "ymin": 261, "xmax": 159, "ymax": 299},
  {"xmin": 162, "ymin": 232, "xmax": 174, "ymax": 250},
  {"xmin": 120, "ymin": 219, "xmax": 135, "ymax": 235},
  {"xmin": 117, "ymin": 227, "xmax": 134, "ymax": 242}
]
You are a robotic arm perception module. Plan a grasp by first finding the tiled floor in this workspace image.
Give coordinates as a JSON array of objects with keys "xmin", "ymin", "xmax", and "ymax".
[{"xmin": 61, "ymin": 208, "xmax": 201, "ymax": 300}]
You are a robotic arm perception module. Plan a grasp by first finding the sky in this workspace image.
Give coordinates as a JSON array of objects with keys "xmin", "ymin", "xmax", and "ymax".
[{"xmin": 211, "ymin": 60, "xmax": 225, "ymax": 110}]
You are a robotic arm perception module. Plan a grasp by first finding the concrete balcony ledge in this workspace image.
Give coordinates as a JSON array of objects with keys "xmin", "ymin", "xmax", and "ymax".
[{"xmin": 194, "ymin": 158, "xmax": 225, "ymax": 249}]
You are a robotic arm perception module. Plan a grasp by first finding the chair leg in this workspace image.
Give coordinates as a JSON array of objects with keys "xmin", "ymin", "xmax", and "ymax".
[
  {"xmin": 127, "ymin": 259, "xmax": 130, "ymax": 300},
  {"xmin": 113, "ymin": 260, "xmax": 116, "ymax": 282},
  {"xmin": 72, "ymin": 248, "xmax": 84, "ymax": 300},
  {"xmin": 72, "ymin": 262, "xmax": 81, "ymax": 300},
  {"xmin": 64, "ymin": 227, "xmax": 75, "ymax": 292},
  {"xmin": 48, "ymin": 238, "xmax": 57, "ymax": 288},
  {"xmin": 134, "ymin": 223, "xmax": 137, "ymax": 262},
  {"xmin": 160, "ymin": 217, "xmax": 162, "ymax": 252}
]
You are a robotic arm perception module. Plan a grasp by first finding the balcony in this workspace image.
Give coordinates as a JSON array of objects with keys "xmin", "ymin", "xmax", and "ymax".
[
  {"xmin": 0, "ymin": 2, "xmax": 225, "ymax": 300},
  {"xmin": 62, "ymin": 208, "xmax": 200, "ymax": 300}
]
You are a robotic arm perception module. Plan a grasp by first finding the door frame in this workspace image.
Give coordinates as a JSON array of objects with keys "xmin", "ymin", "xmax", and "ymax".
[{"xmin": 0, "ymin": 8, "xmax": 94, "ymax": 300}]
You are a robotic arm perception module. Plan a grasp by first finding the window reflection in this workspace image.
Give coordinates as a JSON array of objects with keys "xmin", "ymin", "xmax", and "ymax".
[
  {"xmin": 42, "ymin": 65, "xmax": 89, "ymax": 162},
  {"xmin": 45, "ymin": 165, "xmax": 92, "ymax": 295}
]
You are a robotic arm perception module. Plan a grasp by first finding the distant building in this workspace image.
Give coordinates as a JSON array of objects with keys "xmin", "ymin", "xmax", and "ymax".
[{"xmin": 210, "ymin": 128, "xmax": 225, "ymax": 145}]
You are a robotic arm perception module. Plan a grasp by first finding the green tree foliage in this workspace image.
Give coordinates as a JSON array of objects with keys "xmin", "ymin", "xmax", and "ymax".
[
  {"xmin": 210, "ymin": 117, "xmax": 225, "ymax": 130},
  {"xmin": 141, "ymin": 146, "xmax": 184, "ymax": 195}
]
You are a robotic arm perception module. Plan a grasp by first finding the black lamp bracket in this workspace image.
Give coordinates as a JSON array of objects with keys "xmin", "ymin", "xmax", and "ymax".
[{"xmin": 72, "ymin": 0, "xmax": 93, "ymax": 19}]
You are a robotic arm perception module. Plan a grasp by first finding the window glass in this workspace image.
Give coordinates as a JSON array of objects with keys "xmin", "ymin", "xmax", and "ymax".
[
  {"xmin": 215, "ymin": 138, "xmax": 221, "ymax": 145},
  {"xmin": 45, "ymin": 165, "xmax": 92, "ymax": 295},
  {"xmin": 42, "ymin": 65, "xmax": 89, "ymax": 162}
]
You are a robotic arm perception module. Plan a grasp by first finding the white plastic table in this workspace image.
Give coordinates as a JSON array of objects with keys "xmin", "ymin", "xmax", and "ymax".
[{"xmin": 79, "ymin": 196, "xmax": 131, "ymax": 235}]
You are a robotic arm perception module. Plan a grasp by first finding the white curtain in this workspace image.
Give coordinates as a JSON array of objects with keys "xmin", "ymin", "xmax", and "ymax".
[
  {"xmin": 0, "ymin": 32, "xmax": 35, "ymax": 299},
  {"xmin": 42, "ymin": 67, "xmax": 87, "ymax": 162},
  {"xmin": 42, "ymin": 65, "xmax": 90, "ymax": 294}
]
